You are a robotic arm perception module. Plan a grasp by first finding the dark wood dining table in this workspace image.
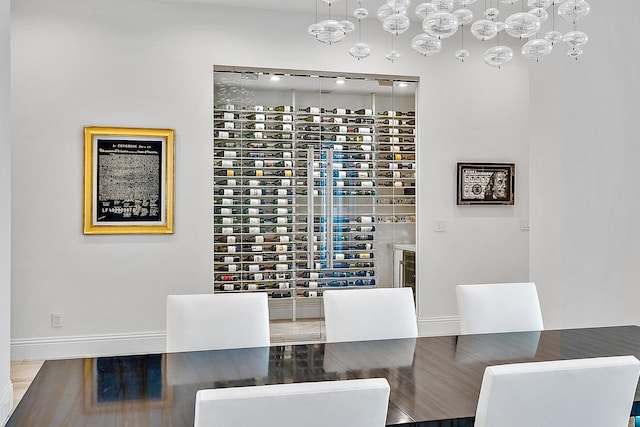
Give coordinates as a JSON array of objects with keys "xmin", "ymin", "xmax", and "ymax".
[{"xmin": 7, "ymin": 325, "xmax": 640, "ymax": 426}]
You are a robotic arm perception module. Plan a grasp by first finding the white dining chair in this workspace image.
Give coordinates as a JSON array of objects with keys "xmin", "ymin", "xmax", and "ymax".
[
  {"xmin": 474, "ymin": 355, "xmax": 640, "ymax": 427},
  {"xmin": 323, "ymin": 287, "xmax": 417, "ymax": 343},
  {"xmin": 166, "ymin": 293, "xmax": 270, "ymax": 352},
  {"xmin": 456, "ymin": 282, "xmax": 543, "ymax": 335},
  {"xmin": 194, "ymin": 378, "xmax": 390, "ymax": 427}
]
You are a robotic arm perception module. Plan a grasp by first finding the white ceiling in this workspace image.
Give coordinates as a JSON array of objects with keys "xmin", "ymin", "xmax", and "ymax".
[{"xmin": 157, "ymin": 0, "xmax": 315, "ymax": 14}]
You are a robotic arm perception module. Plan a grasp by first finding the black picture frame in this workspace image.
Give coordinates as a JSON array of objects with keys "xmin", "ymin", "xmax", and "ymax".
[{"xmin": 457, "ymin": 162, "xmax": 515, "ymax": 205}]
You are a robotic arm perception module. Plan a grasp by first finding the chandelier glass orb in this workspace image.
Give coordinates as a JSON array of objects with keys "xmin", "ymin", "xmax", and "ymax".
[
  {"xmin": 383, "ymin": 13, "xmax": 411, "ymax": 34},
  {"xmin": 422, "ymin": 11, "xmax": 459, "ymax": 39},
  {"xmin": 431, "ymin": 0, "xmax": 454, "ymax": 12},
  {"xmin": 453, "ymin": 8, "xmax": 474, "ymax": 26},
  {"xmin": 349, "ymin": 41, "xmax": 372, "ymax": 59},
  {"xmin": 307, "ymin": 0, "xmax": 592, "ymax": 66},
  {"xmin": 415, "ymin": 2, "xmax": 436, "ymax": 19},
  {"xmin": 504, "ymin": 12, "xmax": 542, "ymax": 39},
  {"xmin": 521, "ymin": 38, "xmax": 553, "ymax": 60},
  {"xmin": 411, "ymin": 33, "xmax": 442, "ymax": 56},
  {"xmin": 471, "ymin": 19, "xmax": 498, "ymax": 41},
  {"xmin": 484, "ymin": 46, "xmax": 514, "ymax": 67}
]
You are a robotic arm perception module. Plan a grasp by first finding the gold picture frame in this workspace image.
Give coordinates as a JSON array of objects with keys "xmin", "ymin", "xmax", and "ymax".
[{"xmin": 83, "ymin": 126, "xmax": 174, "ymax": 234}]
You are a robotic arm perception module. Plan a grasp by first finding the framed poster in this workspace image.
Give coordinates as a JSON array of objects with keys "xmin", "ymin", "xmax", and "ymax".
[
  {"xmin": 457, "ymin": 162, "xmax": 515, "ymax": 205},
  {"xmin": 83, "ymin": 126, "xmax": 174, "ymax": 234}
]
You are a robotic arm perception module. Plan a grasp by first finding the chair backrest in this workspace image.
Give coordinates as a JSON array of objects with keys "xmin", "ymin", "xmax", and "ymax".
[
  {"xmin": 194, "ymin": 378, "xmax": 390, "ymax": 427},
  {"xmin": 323, "ymin": 287, "xmax": 417, "ymax": 343},
  {"xmin": 456, "ymin": 282, "xmax": 543, "ymax": 335},
  {"xmin": 166, "ymin": 293, "xmax": 270, "ymax": 352},
  {"xmin": 475, "ymin": 356, "xmax": 640, "ymax": 427}
]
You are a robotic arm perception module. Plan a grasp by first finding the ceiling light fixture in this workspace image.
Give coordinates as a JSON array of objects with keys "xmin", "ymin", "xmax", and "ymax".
[{"xmin": 308, "ymin": 0, "xmax": 590, "ymax": 68}]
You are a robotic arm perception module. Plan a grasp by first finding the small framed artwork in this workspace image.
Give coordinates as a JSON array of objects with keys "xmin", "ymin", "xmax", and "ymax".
[
  {"xmin": 457, "ymin": 162, "xmax": 515, "ymax": 205},
  {"xmin": 83, "ymin": 126, "xmax": 175, "ymax": 234}
]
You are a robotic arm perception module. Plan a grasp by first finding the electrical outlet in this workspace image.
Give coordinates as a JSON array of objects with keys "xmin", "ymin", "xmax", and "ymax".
[{"xmin": 51, "ymin": 313, "xmax": 63, "ymax": 328}]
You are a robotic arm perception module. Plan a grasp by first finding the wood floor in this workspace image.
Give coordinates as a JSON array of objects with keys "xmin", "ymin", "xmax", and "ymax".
[{"xmin": 9, "ymin": 319, "xmax": 325, "ymax": 411}]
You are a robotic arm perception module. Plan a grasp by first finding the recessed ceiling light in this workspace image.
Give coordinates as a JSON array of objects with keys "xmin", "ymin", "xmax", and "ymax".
[
  {"xmin": 336, "ymin": 77, "xmax": 346, "ymax": 85},
  {"xmin": 270, "ymin": 75, "xmax": 281, "ymax": 81},
  {"xmin": 398, "ymin": 82, "xmax": 408, "ymax": 88}
]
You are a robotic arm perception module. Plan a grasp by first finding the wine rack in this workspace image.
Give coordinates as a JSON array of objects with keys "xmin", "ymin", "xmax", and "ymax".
[
  {"xmin": 214, "ymin": 105, "xmax": 296, "ymax": 297},
  {"xmin": 213, "ymin": 102, "xmax": 416, "ymax": 315},
  {"xmin": 376, "ymin": 110, "xmax": 416, "ymax": 224},
  {"xmin": 294, "ymin": 107, "xmax": 378, "ymax": 300}
]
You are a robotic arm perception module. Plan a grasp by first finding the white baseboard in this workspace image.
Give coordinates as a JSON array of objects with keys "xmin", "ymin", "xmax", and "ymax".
[
  {"xmin": 0, "ymin": 380, "xmax": 13, "ymax": 425},
  {"xmin": 9, "ymin": 317, "xmax": 461, "ymax": 361},
  {"xmin": 11, "ymin": 331, "xmax": 166, "ymax": 361},
  {"xmin": 417, "ymin": 316, "xmax": 460, "ymax": 337}
]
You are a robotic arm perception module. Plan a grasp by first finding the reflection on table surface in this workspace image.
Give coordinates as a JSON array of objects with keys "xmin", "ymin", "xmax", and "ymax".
[{"xmin": 8, "ymin": 326, "xmax": 640, "ymax": 427}]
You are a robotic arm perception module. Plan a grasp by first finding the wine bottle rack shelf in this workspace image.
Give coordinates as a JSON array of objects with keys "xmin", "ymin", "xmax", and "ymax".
[{"xmin": 213, "ymin": 104, "xmax": 415, "ymax": 304}]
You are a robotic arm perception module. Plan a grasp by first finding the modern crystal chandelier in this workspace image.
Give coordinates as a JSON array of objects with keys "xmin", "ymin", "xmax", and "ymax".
[{"xmin": 307, "ymin": 0, "xmax": 591, "ymax": 67}]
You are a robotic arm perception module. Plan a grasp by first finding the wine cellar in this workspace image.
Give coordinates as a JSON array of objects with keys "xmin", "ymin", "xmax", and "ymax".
[{"xmin": 213, "ymin": 67, "xmax": 417, "ymax": 319}]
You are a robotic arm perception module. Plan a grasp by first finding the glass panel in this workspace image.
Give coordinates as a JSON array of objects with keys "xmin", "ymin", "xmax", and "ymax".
[{"xmin": 213, "ymin": 67, "xmax": 417, "ymax": 319}]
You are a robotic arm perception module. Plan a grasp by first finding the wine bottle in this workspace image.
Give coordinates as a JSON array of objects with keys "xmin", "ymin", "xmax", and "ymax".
[
  {"xmin": 244, "ymin": 235, "xmax": 265, "ymax": 244},
  {"xmin": 244, "ymin": 188, "xmax": 266, "ymax": 196},
  {"xmin": 214, "ymin": 235, "xmax": 237, "ymax": 244},
  {"xmin": 215, "ymin": 141, "xmax": 237, "ymax": 148},
  {"xmin": 214, "ymin": 217, "xmax": 237, "ymax": 225},
  {"xmin": 355, "ymin": 252, "xmax": 374, "ymax": 259},
  {"xmin": 214, "ymin": 207, "xmax": 237, "ymax": 215},
  {"xmin": 218, "ymin": 245, "xmax": 238, "ymax": 253},
  {"xmin": 354, "ymin": 234, "xmax": 374, "ymax": 241},
  {"xmin": 302, "ymin": 106, "xmax": 324, "ymax": 114},
  {"xmin": 215, "ymin": 263, "xmax": 239, "ymax": 272},
  {"xmin": 246, "ymin": 141, "xmax": 267, "ymax": 148},
  {"xmin": 354, "ymin": 262, "xmax": 375, "ymax": 268},
  {"xmin": 243, "ymin": 217, "xmax": 265, "ymax": 224},
  {"xmin": 355, "ymin": 243, "xmax": 374, "ymax": 251},
  {"xmin": 275, "ymin": 114, "xmax": 293, "ymax": 122},
  {"xmin": 354, "ymin": 108, "xmax": 373, "ymax": 115},
  {"xmin": 247, "ymin": 113, "xmax": 265, "ymax": 121},
  {"xmin": 269, "ymin": 105, "xmax": 292, "ymax": 112},
  {"xmin": 215, "ymin": 169, "xmax": 235, "ymax": 177}
]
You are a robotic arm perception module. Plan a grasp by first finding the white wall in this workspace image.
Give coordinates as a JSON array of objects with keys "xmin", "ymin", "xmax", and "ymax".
[
  {"xmin": 1, "ymin": 0, "xmax": 12, "ymax": 420},
  {"xmin": 10, "ymin": 0, "xmax": 530, "ymax": 358},
  {"xmin": 530, "ymin": 1, "xmax": 640, "ymax": 329}
]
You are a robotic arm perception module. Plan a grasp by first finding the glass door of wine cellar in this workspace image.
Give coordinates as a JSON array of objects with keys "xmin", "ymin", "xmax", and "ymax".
[{"xmin": 213, "ymin": 67, "xmax": 417, "ymax": 320}]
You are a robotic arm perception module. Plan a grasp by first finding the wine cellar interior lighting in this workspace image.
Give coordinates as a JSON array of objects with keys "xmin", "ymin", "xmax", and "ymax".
[{"xmin": 308, "ymin": 0, "xmax": 591, "ymax": 67}]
